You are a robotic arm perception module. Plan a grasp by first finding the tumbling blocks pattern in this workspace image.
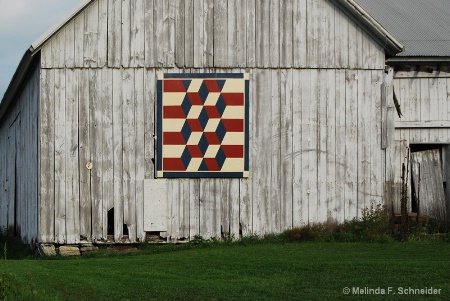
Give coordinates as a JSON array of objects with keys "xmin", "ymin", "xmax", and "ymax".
[{"xmin": 157, "ymin": 73, "xmax": 249, "ymax": 178}]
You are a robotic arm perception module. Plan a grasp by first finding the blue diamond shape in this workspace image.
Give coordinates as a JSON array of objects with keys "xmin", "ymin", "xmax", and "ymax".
[
  {"xmin": 181, "ymin": 121, "xmax": 192, "ymax": 143},
  {"xmin": 198, "ymin": 134, "xmax": 209, "ymax": 156},
  {"xmin": 198, "ymin": 108, "xmax": 209, "ymax": 130},
  {"xmin": 181, "ymin": 95, "xmax": 192, "ymax": 116},
  {"xmin": 199, "ymin": 82, "xmax": 209, "ymax": 103},
  {"xmin": 181, "ymin": 147, "xmax": 192, "ymax": 169},
  {"xmin": 216, "ymin": 120, "xmax": 227, "ymax": 143},
  {"xmin": 216, "ymin": 147, "xmax": 226, "ymax": 169},
  {"xmin": 216, "ymin": 94, "xmax": 227, "ymax": 117}
]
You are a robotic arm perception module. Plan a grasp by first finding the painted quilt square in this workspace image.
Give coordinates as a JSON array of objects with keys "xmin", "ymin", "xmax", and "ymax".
[{"xmin": 157, "ymin": 73, "xmax": 249, "ymax": 178}]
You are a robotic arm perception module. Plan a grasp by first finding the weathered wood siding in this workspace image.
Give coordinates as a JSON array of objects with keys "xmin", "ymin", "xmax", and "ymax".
[
  {"xmin": 388, "ymin": 71, "xmax": 450, "ymax": 213},
  {"xmin": 38, "ymin": 0, "xmax": 389, "ymax": 243},
  {"xmin": 40, "ymin": 0, "xmax": 385, "ymax": 70},
  {"xmin": 0, "ymin": 64, "xmax": 40, "ymax": 244}
]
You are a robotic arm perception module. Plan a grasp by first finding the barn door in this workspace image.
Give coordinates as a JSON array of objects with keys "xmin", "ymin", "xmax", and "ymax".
[{"xmin": 411, "ymin": 149, "xmax": 447, "ymax": 220}]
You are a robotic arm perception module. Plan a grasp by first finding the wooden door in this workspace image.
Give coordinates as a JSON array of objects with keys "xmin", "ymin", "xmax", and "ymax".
[{"xmin": 411, "ymin": 149, "xmax": 447, "ymax": 220}]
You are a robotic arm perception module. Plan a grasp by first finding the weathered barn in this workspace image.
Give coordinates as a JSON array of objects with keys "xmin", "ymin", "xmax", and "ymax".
[
  {"xmin": 0, "ymin": 0, "xmax": 405, "ymax": 246},
  {"xmin": 359, "ymin": 0, "xmax": 450, "ymax": 220}
]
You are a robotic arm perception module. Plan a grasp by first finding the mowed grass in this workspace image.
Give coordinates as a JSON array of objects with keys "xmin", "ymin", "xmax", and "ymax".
[{"xmin": 1, "ymin": 242, "xmax": 450, "ymax": 301}]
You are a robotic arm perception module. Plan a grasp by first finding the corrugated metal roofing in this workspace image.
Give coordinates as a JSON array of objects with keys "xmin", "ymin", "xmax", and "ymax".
[{"xmin": 355, "ymin": 0, "xmax": 450, "ymax": 56}]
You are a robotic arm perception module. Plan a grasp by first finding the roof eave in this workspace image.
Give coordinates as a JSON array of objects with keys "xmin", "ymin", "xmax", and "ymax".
[
  {"xmin": 0, "ymin": 50, "xmax": 36, "ymax": 123},
  {"xmin": 387, "ymin": 56, "xmax": 450, "ymax": 65},
  {"xmin": 332, "ymin": 0, "xmax": 404, "ymax": 56}
]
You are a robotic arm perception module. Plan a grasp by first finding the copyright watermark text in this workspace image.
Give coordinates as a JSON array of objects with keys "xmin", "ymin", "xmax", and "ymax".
[{"xmin": 343, "ymin": 287, "xmax": 442, "ymax": 295}]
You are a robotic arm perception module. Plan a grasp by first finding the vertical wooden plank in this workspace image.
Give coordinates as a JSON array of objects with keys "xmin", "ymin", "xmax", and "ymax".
[
  {"xmin": 167, "ymin": 0, "xmax": 176, "ymax": 67},
  {"xmin": 335, "ymin": 69, "xmax": 346, "ymax": 223},
  {"xmin": 280, "ymin": 0, "xmax": 293, "ymax": 67},
  {"xmin": 121, "ymin": 0, "xmax": 132, "ymax": 67},
  {"xmin": 79, "ymin": 70, "xmax": 91, "ymax": 242},
  {"xmin": 54, "ymin": 69, "xmax": 66, "ymax": 244},
  {"xmin": 348, "ymin": 20, "xmax": 358, "ymax": 69},
  {"xmin": 361, "ymin": 71, "xmax": 373, "ymax": 212},
  {"xmin": 271, "ymin": 70, "xmax": 281, "ymax": 233},
  {"xmin": 345, "ymin": 70, "xmax": 358, "ymax": 219},
  {"xmin": 167, "ymin": 180, "xmax": 179, "ymax": 241},
  {"xmin": 306, "ymin": 0, "xmax": 319, "ymax": 68},
  {"xmin": 97, "ymin": 0, "xmax": 108, "ymax": 67},
  {"xmin": 84, "ymin": 0, "xmax": 99, "ymax": 67},
  {"xmin": 108, "ymin": 0, "xmax": 122, "ymax": 68},
  {"xmin": 317, "ymin": 69, "xmax": 328, "ymax": 223},
  {"xmin": 0, "ymin": 133, "xmax": 6, "ymax": 229},
  {"xmin": 429, "ymin": 78, "xmax": 440, "ymax": 142},
  {"xmin": 154, "ymin": 0, "xmax": 166, "ymax": 67},
  {"xmin": 74, "ymin": 12, "xmax": 85, "ymax": 67},
  {"xmin": 6, "ymin": 124, "xmax": 15, "ymax": 232},
  {"xmin": 203, "ymin": 0, "xmax": 214, "ymax": 67},
  {"xmin": 122, "ymin": 68, "xmax": 137, "ymax": 242},
  {"xmin": 112, "ymin": 69, "xmax": 124, "ymax": 241},
  {"xmin": 420, "ymin": 78, "xmax": 430, "ymax": 142},
  {"xmin": 204, "ymin": 0, "xmax": 214, "ymax": 67},
  {"xmin": 40, "ymin": 69, "xmax": 55, "ymax": 242},
  {"xmin": 183, "ymin": 0, "xmax": 194, "ymax": 67},
  {"xmin": 294, "ymin": 70, "xmax": 317, "ymax": 226},
  {"xmin": 408, "ymin": 78, "xmax": 421, "ymax": 143},
  {"xmin": 436, "ymin": 78, "xmax": 449, "ymax": 142},
  {"xmin": 130, "ymin": 0, "xmax": 145, "ymax": 67},
  {"xmin": 64, "ymin": 21, "xmax": 75, "ymax": 68},
  {"xmin": 175, "ymin": 0, "xmax": 185, "ymax": 67},
  {"xmin": 51, "ymin": 31, "xmax": 64, "ymax": 68},
  {"xmin": 324, "ymin": 1, "xmax": 335, "ymax": 68},
  {"xmin": 293, "ymin": 0, "xmax": 307, "ymax": 68},
  {"xmin": 65, "ymin": 69, "xmax": 80, "ymax": 244},
  {"xmin": 269, "ymin": 0, "xmax": 280, "ymax": 67},
  {"xmin": 292, "ymin": 69, "xmax": 303, "ymax": 226},
  {"xmin": 235, "ymin": 0, "xmax": 247, "ymax": 67},
  {"xmin": 179, "ymin": 180, "xmax": 190, "ymax": 239},
  {"xmin": 214, "ymin": 0, "xmax": 228, "ymax": 67},
  {"xmin": 227, "ymin": 0, "xmax": 237, "ymax": 66},
  {"xmin": 325, "ymin": 69, "xmax": 336, "ymax": 222},
  {"xmin": 90, "ymin": 68, "xmax": 103, "ymax": 242},
  {"xmin": 40, "ymin": 43, "xmax": 52, "ymax": 69},
  {"xmin": 135, "ymin": 69, "xmax": 146, "ymax": 241},
  {"xmin": 199, "ymin": 179, "xmax": 212, "ymax": 238},
  {"xmin": 144, "ymin": 69, "xmax": 155, "ymax": 179},
  {"xmin": 20, "ymin": 84, "xmax": 28, "ymax": 242},
  {"xmin": 193, "ymin": 0, "xmax": 204, "ymax": 67},
  {"xmin": 280, "ymin": 69, "xmax": 293, "ymax": 229},
  {"xmin": 252, "ymin": 69, "xmax": 271, "ymax": 234},
  {"xmin": 101, "ymin": 68, "xmax": 114, "ymax": 239},
  {"xmin": 370, "ymin": 71, "xmax": 383, "ymax": 205},
  {"xmin": 220, "ymin": 180, "xmax": 230, "ymax": 238},
  {"xmin": 255, "ymin": 0, "xmax": 269, "ymax": 67},
  {"xmin": 145, "ymin": 0, "xmax": 155, "ymax": 67},
  {"xmin": 334, "ymin": 6, "xmax": 349, "ymax": 68},
  {"xmin": 189, "ymin": 179, "xmax": 200, "ymax": 238},
  {"xmin": 246, "ymin": 0, "xmax": 256, "ymax": 67},
  {"xmin": 302, "ymin": 70, "xmax": 325, "ymax": 223}
]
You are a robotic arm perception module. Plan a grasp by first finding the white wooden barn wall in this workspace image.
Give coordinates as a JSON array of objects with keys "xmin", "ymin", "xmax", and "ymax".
[
  {"xmin": 39, "ymin": 0, "xmax": 388, "ymax": 243},
  {"xmin": 0, "ymin": 65, "xmax": 40, "ymax": 244},
  {"xmin": 389, "ymin": 71, "xmax": 450, "ymax": 213}
]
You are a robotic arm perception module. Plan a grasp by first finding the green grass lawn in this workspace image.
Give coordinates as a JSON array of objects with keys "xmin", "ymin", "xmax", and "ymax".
[{"xmin": 1, "ymin": 242, "xmax": 450, "ymax": 300}]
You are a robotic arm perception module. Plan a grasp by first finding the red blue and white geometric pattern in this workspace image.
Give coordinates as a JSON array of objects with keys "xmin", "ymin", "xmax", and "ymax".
[{"xmin": 157, "ymin": 73, "xmax": 249, "ymax": 178}]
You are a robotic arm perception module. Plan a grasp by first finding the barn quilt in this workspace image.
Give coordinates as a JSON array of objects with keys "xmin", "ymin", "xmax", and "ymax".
[{"xmin": 157, "ymin": 73, "xmax": 249, "ymax": 178}]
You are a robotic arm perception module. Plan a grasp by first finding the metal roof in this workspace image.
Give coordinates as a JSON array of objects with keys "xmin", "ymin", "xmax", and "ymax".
[{"xmin": 355, "ymin": 0, "xmax": 450, "ymax": 57}]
